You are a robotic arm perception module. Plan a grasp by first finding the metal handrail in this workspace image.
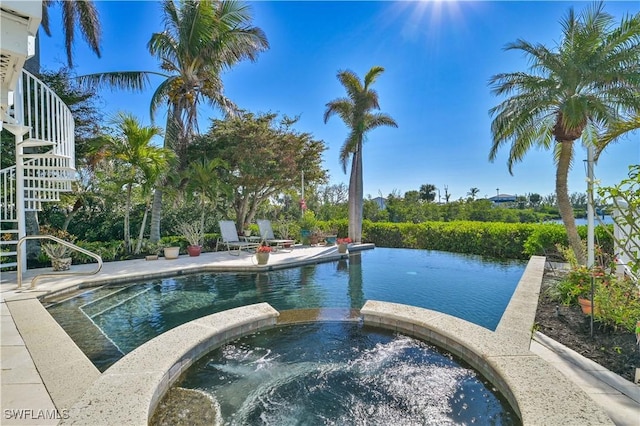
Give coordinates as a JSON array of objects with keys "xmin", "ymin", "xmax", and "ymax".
[{"xmin": 16, "ymin": 235, "xmax": 103, "ymax": 290}]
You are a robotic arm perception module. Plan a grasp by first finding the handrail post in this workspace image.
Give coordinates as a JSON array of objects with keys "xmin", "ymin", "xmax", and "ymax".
[{"xmin": 16, "ymin": 235, "xmax": 103, "ymax": 290}]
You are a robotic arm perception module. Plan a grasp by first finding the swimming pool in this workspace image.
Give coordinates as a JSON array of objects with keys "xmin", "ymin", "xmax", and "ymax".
[{"xmin": 46, "ymin": 248, "xmax": 525, "ymax": 371}]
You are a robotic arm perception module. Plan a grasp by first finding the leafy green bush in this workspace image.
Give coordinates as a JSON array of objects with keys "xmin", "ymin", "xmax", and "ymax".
[
  {"xmin": 594, "ymin": 274, "xmax": 640, "ymax": 332},
  {"xmin": 363, "ymin": 221, "xmax": 536, "ymax": 259},
  {"xmin": 73, "ymin": 240, "xmax": 124, "ymax": 263},
  {"xmin": 554, "ymin": 265, "xmax": 593, "ymax": 304},
  {"xmin": 523, "ymin": 223, "xmax": 614, "ymax": 258},
  {"xmin": 523, "ymin": 224, "xmax": 569, "ymax": 257}
]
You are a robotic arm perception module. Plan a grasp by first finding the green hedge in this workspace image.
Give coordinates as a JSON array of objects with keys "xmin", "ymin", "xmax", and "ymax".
[
  {"xmin": 359, "ymin": 221, "xmax": 613, "ymax": 260},
  {"xmin": 47, "ymin": 221, "xmax": 615, "ymax": 265}
]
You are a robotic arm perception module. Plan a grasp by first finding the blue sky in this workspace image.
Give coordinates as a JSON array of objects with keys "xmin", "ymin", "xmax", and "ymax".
[{"xmin": 40, "ymin": 1, "xmax": 638, "ymax": 201}]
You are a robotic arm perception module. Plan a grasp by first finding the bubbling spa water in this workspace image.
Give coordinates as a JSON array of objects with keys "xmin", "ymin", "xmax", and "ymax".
[{"xmin": 152, "ymin": 322, "xmax": 520, "ymax": 425}]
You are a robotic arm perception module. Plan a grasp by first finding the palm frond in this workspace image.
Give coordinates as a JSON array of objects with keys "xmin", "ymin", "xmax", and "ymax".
[
  {"xmin": 41, "ymin": 0, "xmax": 52, "ymax": 36},
  {"xmin": 76, "ymin": 71, "xmax": 163, "ymax": 92},
  {"xmin": 74, "ymin": 0, "xmax": 102, "ymax": 58},
  {"xmin": 61, "ymin": 1, "xmax": 77, "ymax": 68}
]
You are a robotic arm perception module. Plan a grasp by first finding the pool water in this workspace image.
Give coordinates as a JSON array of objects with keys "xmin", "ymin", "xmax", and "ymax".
[
  {"xmin": 46, "ymin": 248, "xmax": 525, "ymax": 371},
  {"xmin": 155, "ymin": 322, "xmax": 520, "ymax": 425}
]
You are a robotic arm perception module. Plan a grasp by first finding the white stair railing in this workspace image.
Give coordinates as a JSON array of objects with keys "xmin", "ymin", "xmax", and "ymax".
[{"xmin": 1, "ymin": 69, "xmax": 76, "ymax": 270}]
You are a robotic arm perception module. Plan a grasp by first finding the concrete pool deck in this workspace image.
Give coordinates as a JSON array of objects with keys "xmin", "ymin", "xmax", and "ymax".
[{"xmin": 1, "ymin": 246, "xmax": 638, "ymax": 424}]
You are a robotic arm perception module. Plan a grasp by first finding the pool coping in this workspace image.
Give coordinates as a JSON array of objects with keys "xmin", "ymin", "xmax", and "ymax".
[
  {"xmin": 60, "ymin": 303, "xmax": 280, "ymax": 425},
  {"xmin": 57, "ymin": 256, "xmax": 609, "ymax": 424},
  {"xmin": 2, "ymin": 244, "xmax": 372, "ymax": 303}
]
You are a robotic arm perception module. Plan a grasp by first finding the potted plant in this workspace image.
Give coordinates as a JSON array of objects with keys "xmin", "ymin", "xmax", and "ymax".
[
  {"xmin": 256, "ymin": 243, "xmax": 272, "ymax": 265},
  {"xmin": 42, "ymin": 242, "xmax": 73, "ymax": 271},
  {"xmin": 337, "ymin": 237, "xmax": 351, "ymax": 254},
  {"xmin": 276, "ymin": 220, "xmax": 294, "ymax": 247},
  {"xmin": 177, "ymin": 222, "xmax": 203, "ymax": 257},
  {"xmin": 299, "ymin": 211, "xmax": 318, "ymax": 245},
  {"xmin": 324, "ymin": 227, "xmax": 338, "ymax": 246},
  {"xmin": 310, "ymin": 229, "xmax": 322, "ymax": 246},
  {"xmin": 40, "ymin": 226, "xmax": 75, "ymax": 271},
  {"xmin": 162, "ymin": 246, "xmax": 179, "ymax": 259},
  {"xmin": 142, "ymin": 240, "xmax": 164, "ymax": 261}
]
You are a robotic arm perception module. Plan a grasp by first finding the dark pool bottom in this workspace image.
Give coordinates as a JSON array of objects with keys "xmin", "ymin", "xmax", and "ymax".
[{"xmin": 152, "ymin": 322, "xmax": 520, "ymax": 425}]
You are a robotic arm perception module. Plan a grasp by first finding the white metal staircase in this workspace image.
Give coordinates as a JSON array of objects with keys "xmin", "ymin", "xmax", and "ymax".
[
  {"xmin": 1, "ymin": 69, "xmax": 76, "ymax": 270},
  {"xmin": 1, "ymin": 1, "xmax": 76, "ymax": 271}
]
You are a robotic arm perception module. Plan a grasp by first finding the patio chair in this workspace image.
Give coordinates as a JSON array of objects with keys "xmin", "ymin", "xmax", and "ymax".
[
  {"xmin": 257, "ymin": 219, "xmax": 295, "ymax": 252},
  {"xmin": 217, "ymin": 220, "xmax": 261, "ymax": 255}
]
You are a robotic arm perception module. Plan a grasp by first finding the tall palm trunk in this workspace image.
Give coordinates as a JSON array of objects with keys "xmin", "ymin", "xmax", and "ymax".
[
  {"xmin": 134, "ymin": 198, "xmax": 152, "ymax": 254},
  {"xmin": 556, "ymin": 140, "xmax": 585, "ymax": 264},
  {"xmin": 149, "ymin": 188, "xmax": 163, "ymax": 242},
  {"xmin": 150, "ymin": 109, "xmax": 178, "ymax": 242},
  {"xmin": 348, "ymin": 140, "xmax": 364, "ymax": 242},
  {"xmin": 124, "ymin": 183, "xmax": 132, "ymax": 252}
]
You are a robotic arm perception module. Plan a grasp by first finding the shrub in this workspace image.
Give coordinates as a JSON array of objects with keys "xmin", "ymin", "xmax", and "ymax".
[{"xmin": 594, "ymin": 274, "xmax": 640, "ymax": 332}]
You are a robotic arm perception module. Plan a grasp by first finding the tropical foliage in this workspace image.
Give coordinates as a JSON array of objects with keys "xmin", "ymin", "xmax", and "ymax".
[
  {"xmin": 77, "ymin": 0, "xmax": 269, "ymax": 241},
  {"xmin": 489, "ymin": 2, "xmax": 640, "ymax": 265},
  {"xmin": 41, "ymin": 0, "xmax": 102, "ymax": 67},
  {"xmin": 97, "ymin": 113, "xmax": 171, "ymax": 252},
  {"xmin": 191, "ymin": 112, "xmax": 327, "ymax": 230}
]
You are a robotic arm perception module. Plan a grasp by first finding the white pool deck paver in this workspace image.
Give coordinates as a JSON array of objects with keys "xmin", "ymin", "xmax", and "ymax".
[{"xmin": 0, "ymin": 246, "xmax": 638, "ymax": 425}]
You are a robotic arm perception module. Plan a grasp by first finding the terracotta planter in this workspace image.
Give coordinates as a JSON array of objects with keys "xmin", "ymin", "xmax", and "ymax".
[
  {"xmin": 578, "ymin": 297, "xmax": 594, "ymax": 315},
  {"xmin": 187, "ymin": 245, "xmax": 202, "ymax": 257},
  {"xmin": 51, "ymin": 257, "xmax": 72, "ymax": 271},
  {"xmin": 164, "ymin": 247, "xmax": 180, "ymax": 259},
  {"xmin": 256, "ymin": 252, "xmax": 270, "ymax": 265},
  {"xmin": 338, "ymin": 243, "xmax": 348, "ymax": 254}
]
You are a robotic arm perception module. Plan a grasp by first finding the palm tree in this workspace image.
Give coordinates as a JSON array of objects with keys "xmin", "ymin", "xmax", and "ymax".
[
  {"xmin": 78, "ymin": 0, "xmax": 268, "ymax": 241},
  {"xmin": 324, "ymin": 66, "xmax": 397, "ymax": 242},
  {"xmin": 40, "ymin": 0, "xmax": 102, "ymax": 68},
  {"xmin": 183, "ymin": 158, "xmax": 231, "ymax": 240},
  {"xmin": 467, "ymin": 187, "xmax": 480, "ymax": 201},
  {"xmin": 103, "ymin": 113, "xmax": 171, "ymax": 252},
  {"xmin": 419, "ymin": 184, "xmax": 437, "ymax": 202},
  {"xmin": 489, "ymin": 3, "xmax": 640, "ymax": 265}
]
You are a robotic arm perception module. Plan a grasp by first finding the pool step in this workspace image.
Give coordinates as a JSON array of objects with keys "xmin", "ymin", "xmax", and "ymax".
[{"xmin": 80, "ymin": 285, "xmax": 156, "ymax": 318}]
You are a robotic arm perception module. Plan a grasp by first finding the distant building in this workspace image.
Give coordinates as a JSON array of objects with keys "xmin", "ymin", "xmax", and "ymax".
[
  {"xmin": 372, "ymin": 196, "xmax": 386, "ymax": 210},
  {"xmin": 489, "ymin": 194, "xmax": 516, "ymax": 206}
]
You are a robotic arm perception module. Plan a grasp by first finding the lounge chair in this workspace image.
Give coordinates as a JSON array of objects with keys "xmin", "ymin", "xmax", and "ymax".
[
  {"xmin": 217, "ymin": 220, "xmax": 261, "ymax": 255},
  {"xmin": 257, "ymin": 219, "xmax": 295, "ymax": 252}
]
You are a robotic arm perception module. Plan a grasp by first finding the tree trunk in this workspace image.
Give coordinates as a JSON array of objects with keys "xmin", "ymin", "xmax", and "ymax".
[
  {"xmin": 134, "ymin": 199, "xmax": 151, "ymax": 254},
  {"xmin": 62, "ymin": 209, "xmax": 77, "ymax": 231},
  {"xmin": 149, "ymin": 188, "xmax": 163, "ymax": 242},
  {"xmin": 124, "ymin": 183, "xmax": 132, "ymax": 252},
  {"xmin": 348, "ymin": 141, "xmax": 363, "ymax": 242},
  {"xmin": 556, "ymin": 140, "xmax": 585, "ymax": 264}
]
